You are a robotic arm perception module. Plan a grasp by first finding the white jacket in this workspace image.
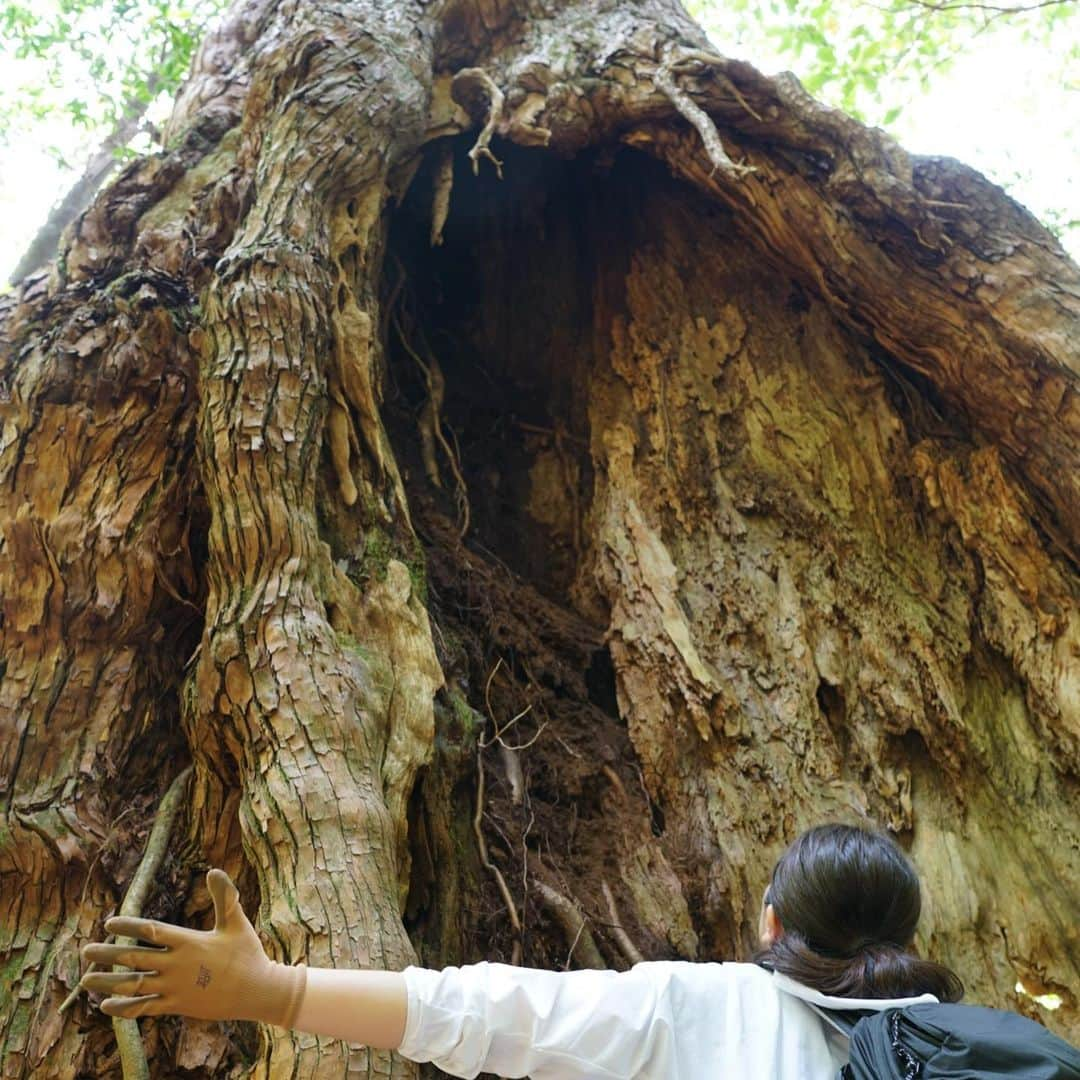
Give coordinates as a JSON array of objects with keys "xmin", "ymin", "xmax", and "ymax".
[{"xmin": 399, "ymin": 960, "xmax": 937, "ymax": 1078}]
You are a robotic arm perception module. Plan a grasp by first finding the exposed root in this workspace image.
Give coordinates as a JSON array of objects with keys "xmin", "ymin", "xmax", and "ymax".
[
  {"xmin": 436, "ymin": 404, "xmax": 471, "ymax": 537},
  {"xmin": 529, "ymin": 867, "xmax": 606, "ymax": 970},
  {"xmin": 451, "ymin": 67, "xmax": 505, "ymax": 178},
  {"xmin": 654, "ymin": 59, "xmax": 756, "ymax": 179},
  {"xmin": 430, "ymin": 142, "xmax": 455, "ymax": 247},
  {"xmin": 668, "ymin": 49, "xmax": 765, "ymax": 123},
  {"xmin": 481, "ymin": 659, "xmax": 542, "ymax": 806},
  {"xmin": 506, "ymin": 91, "xmax": 552, "ymax": 149},
  {"xmin": 602, "ymin": 881, "xmax": 644, "ymax": 966}
]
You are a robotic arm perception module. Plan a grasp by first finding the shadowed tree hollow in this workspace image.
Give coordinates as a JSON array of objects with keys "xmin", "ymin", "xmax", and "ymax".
[{"xmin": 1, "ymin": 0, "xmax": 1078, "ymax": 1076}]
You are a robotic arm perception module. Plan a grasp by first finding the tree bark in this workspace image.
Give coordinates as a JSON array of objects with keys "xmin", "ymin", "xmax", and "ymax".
[{"xmin": 1, "ymin": 0, "xmax": 1077, "ymax": 1076}]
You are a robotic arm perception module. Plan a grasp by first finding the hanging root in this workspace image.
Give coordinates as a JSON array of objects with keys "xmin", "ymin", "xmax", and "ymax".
[
  {"xmin": 430, "ymin": 141, "xmax": 455, "ymax": 247},
  {"xmin": 474, "ymin": 747, "xmax": 523, "ymax": 959},
  {"xmin": 451, "ymin": 67, "xmax": 505, "ymax": 178},
  {"xmin": 602, "ymin": 881, "xmax": 644, "ymax": 966},
  {"xmin": 529, "ymin": 868, "xmax": 606, "ymax": 970},
  {"xmin": 328, "ymin": 378, "xmax": 359, "ymax": 506},
  {"xmin": 654, "ymin": 56, "xmax": 756, "ymax": 179},
  {"xmin": 391, "ymin": 303, "xmax": 471, "ymax": 535}
]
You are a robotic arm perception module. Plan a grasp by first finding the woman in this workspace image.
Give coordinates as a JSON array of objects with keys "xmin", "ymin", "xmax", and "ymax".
[{"xmin": 80, "ymin": 823, "xmax": 963, "ymax": 1077}]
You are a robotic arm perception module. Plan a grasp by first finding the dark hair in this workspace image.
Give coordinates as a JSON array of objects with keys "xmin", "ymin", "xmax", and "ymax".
[{"xmin": 755, "ymin": 824, "xmax": 963, "ymax": 1002}]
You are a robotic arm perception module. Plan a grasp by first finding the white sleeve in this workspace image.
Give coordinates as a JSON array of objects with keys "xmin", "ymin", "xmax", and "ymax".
[{"xmin": 398, "ymin": 961, "xmax": 681, "ymax": 1079}]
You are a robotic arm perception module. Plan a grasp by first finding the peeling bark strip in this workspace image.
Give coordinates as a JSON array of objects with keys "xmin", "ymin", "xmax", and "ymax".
[{"xmin": 1, "ymin": 0, "xmax": 1078, "ymax": 1075}]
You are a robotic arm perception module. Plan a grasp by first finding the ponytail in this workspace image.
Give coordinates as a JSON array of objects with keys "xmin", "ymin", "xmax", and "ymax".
[
  {"xmin": 757, "ymin": 934, "xmax": 964, "ymax": 1002},
  {"xmin": 756, "ymin": 824, "xmax": 964, "ymax": 1002}
]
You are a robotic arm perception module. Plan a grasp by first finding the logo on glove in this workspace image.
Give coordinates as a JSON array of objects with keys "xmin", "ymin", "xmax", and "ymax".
[{"xmin": 195, "ymin": 965, "xmax": 212, "ymax": 989}]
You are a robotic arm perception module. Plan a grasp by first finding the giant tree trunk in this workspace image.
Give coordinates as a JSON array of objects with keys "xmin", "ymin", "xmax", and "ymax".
[{"xmin": 2, "ymin": 0, "xmax": 1077, "ymax": 1076}]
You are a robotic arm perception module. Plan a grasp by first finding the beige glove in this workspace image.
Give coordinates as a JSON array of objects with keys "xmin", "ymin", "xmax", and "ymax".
[{"xmin": 80, "ymin": 869, "xmax": 307, "ymax": 1027}]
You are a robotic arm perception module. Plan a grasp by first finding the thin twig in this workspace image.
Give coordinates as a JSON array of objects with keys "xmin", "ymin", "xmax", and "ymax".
[{"xmin": 901, "ymin": 0, "xmax": 1070, "ymax": 11}]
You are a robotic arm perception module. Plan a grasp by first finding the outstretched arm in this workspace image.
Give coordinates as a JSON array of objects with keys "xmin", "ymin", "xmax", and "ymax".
[
  {"xmin": 80, "ymin": 869, "xmax": 407, "ymax": 1047},
  {"xmin": 82, "ymin": 870, "xmax": 681, "ymax": 1077}
]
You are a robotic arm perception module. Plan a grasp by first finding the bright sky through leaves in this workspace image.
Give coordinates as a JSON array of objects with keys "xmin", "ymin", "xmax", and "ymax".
[{"xmin": 1, "ymin": 0, "xmax": 1078, "ymax": 284}]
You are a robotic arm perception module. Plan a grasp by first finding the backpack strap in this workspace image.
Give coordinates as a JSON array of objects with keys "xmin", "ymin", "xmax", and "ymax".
[{"xmin": 806, "ymin": 1003, "xmax": 868, "ymax": 1039}]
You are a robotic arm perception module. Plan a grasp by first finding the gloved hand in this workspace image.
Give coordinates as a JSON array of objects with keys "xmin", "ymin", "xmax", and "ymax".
[{"xmin": 80, "ymin": 869, "xmax": 307, "ymax": 1027}]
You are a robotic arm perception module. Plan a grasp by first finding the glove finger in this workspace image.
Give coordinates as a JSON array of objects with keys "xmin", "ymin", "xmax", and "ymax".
[
  {"xmin": 81, "ymin": 969, "xmax": 161, "ymax": 996},
  {"xmin": 82, "ymin": 943, "xmax": 166, "ymax": 969},
  {"xmin": 99, "ymin": 994, "xmax": 163, "ymax": 1019},
  {"xmin": 206, "ymin": 868, "xmax": 241, "ymax": 930},
  {"xmin": 104, "ymin": 915, "xmax": 186, "ymax": 947}
]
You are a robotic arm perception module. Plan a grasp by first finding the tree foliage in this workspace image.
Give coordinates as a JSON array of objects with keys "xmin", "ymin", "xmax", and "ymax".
[
  {"xmin": 691, "ymin": 0, "xmax": 1078, "ymax": 125},
  {"xmin": 1, "ymin": 0, "xmax": 1076, "ymax": 273},
  {"xmin": 0, "ymin": 0, "xmax": 225, "ymax": 165},
  {"xmin": 689, "ymin": 0, "xmax": 1079, "ymax": 246}
]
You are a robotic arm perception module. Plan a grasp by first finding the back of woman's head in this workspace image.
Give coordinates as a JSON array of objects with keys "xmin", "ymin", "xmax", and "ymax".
[{"xmin": 757, "ymin": 824, "xmax": 963, "ymax": 1002}]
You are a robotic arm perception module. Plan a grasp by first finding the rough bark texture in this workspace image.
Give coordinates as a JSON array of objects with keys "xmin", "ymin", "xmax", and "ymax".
[{"xmin": 1, "ymin": 0, "xmax": 1077, "ymax": 1077}]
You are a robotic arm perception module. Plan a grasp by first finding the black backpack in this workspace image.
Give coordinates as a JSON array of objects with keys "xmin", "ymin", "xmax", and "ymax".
[{"xmin": 819, "ymin": 1003, "xmax": 1080, "ymax": 1079}]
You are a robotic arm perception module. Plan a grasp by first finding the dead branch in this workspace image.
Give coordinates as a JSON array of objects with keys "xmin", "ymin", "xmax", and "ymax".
[
  {"xmin": 602, "ymin": 881, "xmax": 644, "ymax": 966},
  {"xmin": 114, "ymin": 767, "xmax": 193, "ymax": 1079},
  {"xmin": 529, "ymin": 869, "xmax": 606, "ymax": 970}
]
